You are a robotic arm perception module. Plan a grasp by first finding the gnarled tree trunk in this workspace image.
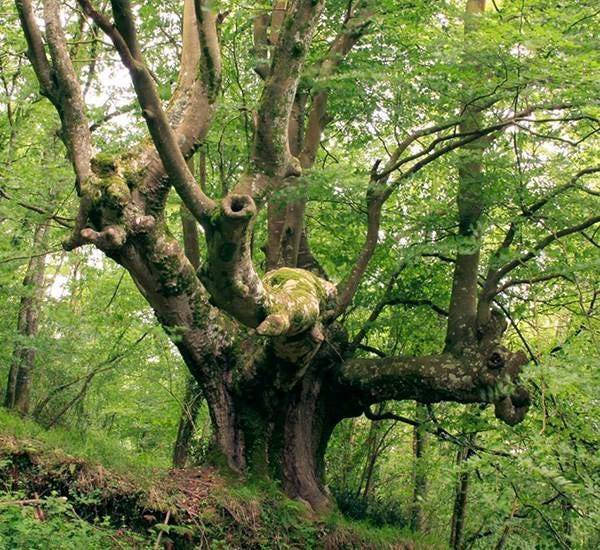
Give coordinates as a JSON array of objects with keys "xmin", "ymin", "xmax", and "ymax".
[{"xmin": 15, "ymin": 0, "xmax": 538, "ymax": 513}]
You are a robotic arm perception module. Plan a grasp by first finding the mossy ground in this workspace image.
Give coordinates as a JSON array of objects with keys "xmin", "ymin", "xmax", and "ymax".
[{"xmin": 0, "ymin": 408, "xmax": 442, "ymax": 549}]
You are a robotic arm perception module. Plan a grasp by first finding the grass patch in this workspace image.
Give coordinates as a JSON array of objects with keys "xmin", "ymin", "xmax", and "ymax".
[
  {"xmin": 322, "ymin": 513, "xmax": 447, "ymax": 550},
  {"xmin": 0, "ymin": 408, "xmax": 165, "ymax": 483}
]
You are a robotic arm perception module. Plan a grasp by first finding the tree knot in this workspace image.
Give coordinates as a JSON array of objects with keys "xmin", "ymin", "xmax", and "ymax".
[
  {"xmin": 486, "ymin": 348, "xmax": 507, "ymax": 370},
  {"xmin": 221, "ymin": 194, "xmax": 256, "ymax": 220}
]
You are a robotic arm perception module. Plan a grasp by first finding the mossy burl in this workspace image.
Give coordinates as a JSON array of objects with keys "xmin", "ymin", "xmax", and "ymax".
[
  {"xmin": 258, "ymin": 267, "xmax": 336, "ymax": 336},
  {"xmin": 90, "ymin": 152, "xmax": 117, "ymax": 176},
  {"xmin": 86, "ymin": 154, "xmax": 133, "ymax": 214}
]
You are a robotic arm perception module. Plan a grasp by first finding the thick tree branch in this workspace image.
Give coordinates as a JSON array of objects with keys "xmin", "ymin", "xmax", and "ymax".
[
  {"xmin": 43, "ymin": 0, "xmax": 94, "ymax": 189},
  {"xmin": 13, "ymin": 0, "xmax": 88, "ymax": 157},
  {"xmin": 230, "ymin": 1, "xmax": 327, "ymax": 311},
  {"xmin": 252, "ymin": 1, "xmax": 288, "ymax": 80},
  {"xmin": 15, "ymin": 0, "xmax": 54, "ymax": 96},
  {"xmin": 447, "ymin": 0, "xmax": 500, "ymax": 352},
  {"xmin": 269, "ymin": 1, "xmax": 288, "ymax": 46},
  {"xmin": 252, "ymin": 9, "xmax": 270, "ymax": 80},
  {"xmin": 201, "ymin": 195, "xmax": 335, "ymax": 335},
  {"xmin": 138, "ymin": 0, "xmax": 222, "ymax": 214},
  {"xmin": 193, "ymin": 0, "xmax": 222, "ymax": 102},
  {"xmin": 340, "ymin": 347, "xmax": 531, "ymax": 426},
  {"xmin": 17, "ymin": 0, "xmax": 96, "ymax": 251},
  {"xmin": 267, "ymin": 2, "xmax": 373, "ymax": 270}
]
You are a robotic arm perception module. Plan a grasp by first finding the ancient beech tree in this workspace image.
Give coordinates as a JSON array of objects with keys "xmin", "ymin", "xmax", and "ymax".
[{"xmin": 15, "ymin": 0, "xmax": 599, "ymax": 511}]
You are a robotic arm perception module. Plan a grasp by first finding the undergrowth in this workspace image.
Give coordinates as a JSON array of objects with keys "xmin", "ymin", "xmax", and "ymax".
[
  {"xmin": 0, "ymin": 408, "xmax": 444, "ymax": 549},
  {"xmin": 0, "ymin": 490, "xmax": 151, "ymax": 549}
]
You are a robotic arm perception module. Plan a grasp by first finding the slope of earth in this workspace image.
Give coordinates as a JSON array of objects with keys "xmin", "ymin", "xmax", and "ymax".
[{"xmin": 0, "ymin": 412, "xmax": 441, "ymax": 549}]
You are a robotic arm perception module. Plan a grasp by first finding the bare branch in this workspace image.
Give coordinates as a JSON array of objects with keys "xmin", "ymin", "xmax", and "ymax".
[
  {"xmin": 350, "ymin": 269, "xmax": 403, "ymax": 349},
  {"xmin": 0, "ymin": 187, "xmax": 73, "ymax": 228},
  {"xmin": 385, "ymin": 297, "xmax": 449, "ymax": 317},
  {"xmin": 363, "ymin": 405, "xmax": 418, "ymax": 426},
  {"xmin": 496, "ymin": 215, "xmax": 600, "ymax": 279},
  {"xmin": 376, "ymin": 104, "xmax": 574, "ymax": 184},
  {"xmin": 479, "ymin": 166, "xmax": 600, "ymax": 307},
  {"xmin": 495, "ymin": 272, "xmax": 574, "ymax": 295},
  {"xmin": 335, "ymin": 192, "xmax": 383, "ymax": 317},
  {"xmin": 356, "ymin": 344, "xmax": 387, "ymax": 357},
  {"xmin": 88, "ymin": 103, "xmax": 136, "ymax": 132},
  {"xmin": 16, "ymin": 0, "xmax": 96, "ymax": 250},
  {"xmin": 363, "ymin": 405, "xmax": 515, "ymax": 458},
  {"xmin": 523, "ymin": 166, "xmax": 600, "ymax": 216}
]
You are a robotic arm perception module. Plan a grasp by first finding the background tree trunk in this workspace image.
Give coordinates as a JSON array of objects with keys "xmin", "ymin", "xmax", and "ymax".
[
  {"xmin": 449, "ymin": 433, "xmax": 476, "ymax": 550},
  {"xmin": 410, "ymin": 402, "xmax": 429, "ymax": 532},
  {"xmin": 4, "ymin": 222, "xmax": 48, "ymax": 415}
]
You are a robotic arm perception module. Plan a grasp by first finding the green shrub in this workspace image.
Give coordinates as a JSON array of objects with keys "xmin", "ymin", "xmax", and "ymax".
[
  {"xmin": 333, "ymin": 488, "xmax": 408, "ymax": 528},
  {"xmin": 0, "ymin": 491, "xmax": 150, "ymax": 550}
]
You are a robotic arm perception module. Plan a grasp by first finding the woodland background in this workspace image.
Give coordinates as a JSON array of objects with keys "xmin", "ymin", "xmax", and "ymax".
[{"xmin": 0, "ymin": 0, "xmax": 599, "ymax": 548}]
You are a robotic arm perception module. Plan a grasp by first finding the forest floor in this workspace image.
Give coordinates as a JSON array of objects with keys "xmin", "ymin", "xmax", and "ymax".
[{"xmin": 0, "ymin": 411, "xmax": 440, "ymax": 549}]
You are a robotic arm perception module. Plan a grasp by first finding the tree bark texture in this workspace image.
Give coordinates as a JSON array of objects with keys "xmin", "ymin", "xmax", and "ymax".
[{"xmin": 410, "ymin": 402, "xmax": 429, "ymax": 532}]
